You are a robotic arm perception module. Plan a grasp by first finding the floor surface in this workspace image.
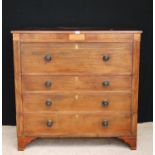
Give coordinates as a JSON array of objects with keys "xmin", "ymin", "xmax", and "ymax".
[{"xmin": 2, "ymin": 122, "xmax": 153, "ymax": 155}]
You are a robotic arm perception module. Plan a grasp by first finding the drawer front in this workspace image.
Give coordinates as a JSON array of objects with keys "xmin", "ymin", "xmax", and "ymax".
[
  {"xmin": 23, "ymin": 112, "xmax": 131, "ymax": 136},
  {"xmin": 21, "ymin": 43, "xmax": 132, "ymax": 74},
  {"xmin": 20, "ymin": 33, "xmax": 133, "ymax": 42},
  {"xmin": 23, "ymin": 93, "xmax": 131, "ymax": 112},
  {"xmin": 22, "ymin": 75, "xmax": 131, "ymax": 92}
]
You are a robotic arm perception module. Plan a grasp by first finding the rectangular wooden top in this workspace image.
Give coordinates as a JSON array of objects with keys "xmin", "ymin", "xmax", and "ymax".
[
  {"xmin": 11, "ymin": 27, "xmax": 142, "ymax": 34},
  {"xmin": 12, "ymin": 28, "xmax": 142, "ymax": 42}
]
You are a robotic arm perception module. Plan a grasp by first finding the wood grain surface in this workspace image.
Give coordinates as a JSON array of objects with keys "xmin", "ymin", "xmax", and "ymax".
[
  {"xmin": 22, "ymin": 75, "xmax": 131, "ymax": 92},
  {"xmin": 23, "ymin": 112, "xmax": 131, "ymax": 137},
  {"xmin": 12, "ymin": 30, "xmax": 142, "ymax": 150},
  {"xmin": 23, "ymin": 92, "xmax": 131, "ymax": 112},
  {"xmin": 21, "ymin": 42, "xmax": 132, "ymax": 74}
]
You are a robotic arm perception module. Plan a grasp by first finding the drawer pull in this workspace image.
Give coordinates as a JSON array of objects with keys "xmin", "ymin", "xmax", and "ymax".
[
  {"xmin": 45, "ymin": 99, "xmax": 52, "ymax": 106},
  {"xmin": 44, "ymin": 54, "xmax": 52, "ymax": 62},
  {"xmin": 102, "ymin": 120, "xmax": 109, "ymax": 128},
  {"xmin": 102, "ymin": 80, "xmax": 110, "ymax": 87},
  {"xmin": 101, "ymin": 101, "xmax": 109, "ymax": 107},
  {"xmin": 44, "ymin": 80, "xmax": 52, "ymax": 88},
  {"xmin": 47, "ymin": 120, "xmax": 53, "ymax": 127},
  {"xmin": 103, "ymin": 55, "xmax": 110, "ymax": 62}
]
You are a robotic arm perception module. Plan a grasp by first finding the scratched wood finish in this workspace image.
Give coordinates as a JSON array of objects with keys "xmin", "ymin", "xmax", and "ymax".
[
  {"xmin": 21, "ymin": 43, "xmax": 132, "ymax": 74},
  {"xmin": 12, "ymin": 30, "xmax": 142, "ymax": 150},
  {"xmin": 22, "ymin": 75, "xmax": 131, "ymax": 92},
  {"xmin": 23, "ymin": 92, "xmax": 131, "ymax": 112},
  {"xmin": 23, "ymin": 112, "xmax": 131, "ymax": 136}
]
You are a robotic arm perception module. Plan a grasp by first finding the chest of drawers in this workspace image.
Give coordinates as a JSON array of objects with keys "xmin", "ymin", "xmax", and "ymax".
[{"xmin": 12, "ymin": 30, "xmax": 142, "ymax": 150}]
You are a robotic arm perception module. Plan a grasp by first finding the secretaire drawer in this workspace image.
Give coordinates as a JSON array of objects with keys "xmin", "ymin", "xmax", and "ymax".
[
  {"xmin": 23, "ymin": 92, "xmax": 131, "ymax": 112},
  {"xmin": 23, "ymin": 112, "xmax": 131, "ymax": 136},
  {"xmin": 22, "ymin": 75, "xmax": 131, "ymax": 92},
  {"xmin": 21, "ymin": 43, "xmax": 132, "ymax": 75}
]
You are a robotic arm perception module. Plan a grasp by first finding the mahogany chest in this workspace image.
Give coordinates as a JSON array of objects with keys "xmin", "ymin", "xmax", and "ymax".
[{"xmin": 12, "ymin": 30, "xmax": 142, "ymax": 150}]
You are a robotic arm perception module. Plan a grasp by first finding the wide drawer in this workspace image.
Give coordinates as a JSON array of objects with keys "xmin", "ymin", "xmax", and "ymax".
[
  {"xmin": 20, "ymin": 33, "xmax": 133, "ymax": 42},
  {"xmin": 21, "ymin": 43, "xmax": 132, "ymax": 75},
  {"xmin": 23, "ymin": 112, "xmax": 131, "ymax": 136},
  {"xmin": 22, "ymin": 75, "xmax": 131, "ymax": 92},
  {"xmin": 23, "ymin": 92, "xmax": 131, "ymax": 112}
]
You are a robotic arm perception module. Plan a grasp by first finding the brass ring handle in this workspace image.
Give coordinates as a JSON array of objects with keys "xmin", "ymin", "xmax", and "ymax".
[
  {"xmin": 45, "ymin": 99, "xmax": 52, "ymax": 106},
  {"xmin": 47, "ymin": 120, "xmax": 53, "ymax": 127},
  {"xmin": 102, "ymin": 120, "xmax": 109, "ymax": 128},
  {"xmin": 103, "ymin": 55, "xmax": 110, "ymax": 62},
  {"xmin": 44, "ymin": 54, "xmax": 52, "ymax": 62},
  {"xmin": 102, "ymin": 80, "xmax": 110, "ymax": 87},
  {"xmin": 44, "ymin": 80, "xmax": 52, "ymax": 88}
]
